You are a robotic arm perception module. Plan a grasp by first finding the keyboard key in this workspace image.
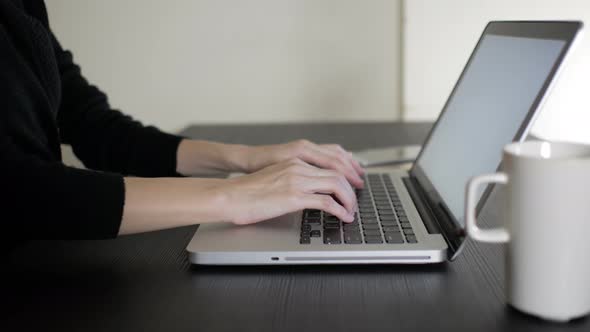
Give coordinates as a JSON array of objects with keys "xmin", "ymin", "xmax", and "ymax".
[
  {"xmin": 398, "ymin": 216, "xmax": 409, "ymax": 222},
  {"xmin": 364, "ymin": 236, "xmax": 383, "ymax": 244},
  {"xmin": 364, "ymin": 229, "xmax": 381, "ymax": 236},
  {"xmin": 344, "ymin": 230, "xmax": 361, "ymax": 237},
  {"xmin": 362, "ymin": 224, "xmax": 380, "ymax": 230},
  {"xmin": 303, "ymin": 219, "xmax": 321, "ymax": 225},
  {"xmin": 300, "ymin": 236, "xmax": 311, "ymax": 244},
  {"xmin": 385, "ymin": 233, "xmax": 404, "ymax": 244},
  {"xmin": 323, "ymin": 229, "xmax": 341, "ymax": 244},
  {"xmin": 305, "ymin": 209, "xmax": 321, "ymax": 217},
  {"xmin": 324, "ymin": 224, "xmax": 340, "ymax": 230},
  {"xmin": 380, "ymin": 220, "xmax": 397, "ymax": 226},
  {"xmin": 406, "ymin": 235, "xmax": 418, "ymax": 243},
  {"xmin": 403, "ymin": 229, "xmax": 414, "ymax": 235},
  {"xmin": 401, "ymin": 223, "xmax": 412, "ymax": 229},
  {"xmin": 344, "ymin": 233, "xmax": 362, "ymax": 244},
  {"xmin": 302, "ymin": 224, "xmax": 312, "ymax": 231},
  {"xmin": 342, "ymin": 224, "xmax": 360, "ymax": 231},
  {"xmin": 361, "ymin": 218, "xmax": 379, "ymax": 224},
  {"xmin": 310, "ymin": 230, "xmax": 321, "ymax": 237},
  {"xmin": 382, "ymin": 226, "xmax": 400, "ymax": 232},
  {"xmin": 325, "ymin": 215, "xmax": 340, "ymax": 222},
  {"xmin": 344, "ymin": 232, "xmax": 361, "ymax": 239},
  {"xmin": 343, "ymin": 224, "xmax": 360, "ymax": 231}
]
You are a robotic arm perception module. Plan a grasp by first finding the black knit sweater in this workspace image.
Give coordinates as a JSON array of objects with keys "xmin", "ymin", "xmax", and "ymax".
[{"xmin": 1, "ymin": 0, "xmax": 183, "ymax": 247}]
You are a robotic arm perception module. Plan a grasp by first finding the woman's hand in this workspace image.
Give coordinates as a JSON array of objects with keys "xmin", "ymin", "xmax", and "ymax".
[
  {"xmin": 221, "ymin": 158, "xmax": 358, "ymax": 225},
  {"xmin": 176, "ymin": 139, "xmax": 364, "ymax": 190},
  {"xmin": 121, "ymin": 157, "xmax": 358, "ymax": 235},
  {"xmin": 243, "ymin": 140, "xmax": 365, "ymax": 189}
]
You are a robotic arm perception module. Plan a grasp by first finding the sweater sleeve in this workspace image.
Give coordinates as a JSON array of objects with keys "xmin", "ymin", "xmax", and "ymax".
[
  {"xmin": 1, "ymin": 135, "xmax": 125, "ymax": 240},
  {"xmin": 51, "ymin": 34, "xmax": 184, "ymax": 177}
]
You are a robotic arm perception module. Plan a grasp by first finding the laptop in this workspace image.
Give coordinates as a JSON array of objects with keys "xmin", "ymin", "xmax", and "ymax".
[{"xmin": 187, "ymin": 21, "xmax": 582, "ymax": 265}]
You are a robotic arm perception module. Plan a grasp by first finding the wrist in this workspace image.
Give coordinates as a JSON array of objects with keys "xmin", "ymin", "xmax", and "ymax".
[
  {"xmin": 222, "ymin": 143, "xmax": 254, "ymax": 173},
  {"xmin": 204, "ymin": 178, "xmax": 234, "ymax": 222},
  {"xmin": 208, "ymin": 177, "xmax": 240, "ymax": 223},
  {"xmin": 176, "ymin": 139, "xmax": 253, "ymax": 175}
]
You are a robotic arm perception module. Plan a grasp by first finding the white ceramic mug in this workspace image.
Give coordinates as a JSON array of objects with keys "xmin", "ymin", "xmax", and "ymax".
[{"xmin": 465, "ymin": 140, "xmax": 590, "ymax": 322}]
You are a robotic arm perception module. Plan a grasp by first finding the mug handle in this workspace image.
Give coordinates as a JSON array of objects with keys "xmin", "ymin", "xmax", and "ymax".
[{"xmin": 465, "ymin": 173, "xmax": 510, "ymax": 243}]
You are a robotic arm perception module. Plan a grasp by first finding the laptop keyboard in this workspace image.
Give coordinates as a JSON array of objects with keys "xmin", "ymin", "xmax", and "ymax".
[{"xmin": 300, "ymin": 173, "xmax": 417, "ymax": 245}]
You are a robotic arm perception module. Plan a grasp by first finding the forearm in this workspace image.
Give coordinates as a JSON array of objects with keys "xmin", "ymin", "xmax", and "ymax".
[
  {"xmin": 119, "ymin": 177, "xmax": 229, "ymax": 235},
  {"xmin": 176, "ymin": 139, "xmax": 252, "ymax": 176}
]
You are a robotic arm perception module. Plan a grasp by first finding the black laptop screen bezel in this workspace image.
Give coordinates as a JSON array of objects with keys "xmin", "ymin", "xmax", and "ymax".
[{"xmin": 408, "ymin": 21, "xmax": 582, "ymax": 259}]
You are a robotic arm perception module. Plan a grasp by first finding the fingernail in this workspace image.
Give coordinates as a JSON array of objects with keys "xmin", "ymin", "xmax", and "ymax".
[{"xmin": 347, "ymin": 211, "xmax": 355, "ymax": 222}]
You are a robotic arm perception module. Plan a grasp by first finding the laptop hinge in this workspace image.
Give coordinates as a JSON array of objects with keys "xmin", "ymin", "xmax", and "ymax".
[{"xmin": 402, "ymin": 177, "xmax": 440, "ymax": 234}]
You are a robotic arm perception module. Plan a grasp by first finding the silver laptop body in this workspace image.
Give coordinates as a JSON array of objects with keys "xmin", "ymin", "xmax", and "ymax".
[{"xmin": 187, "ymin": 21, "xmax": 582, "ymax": 265}]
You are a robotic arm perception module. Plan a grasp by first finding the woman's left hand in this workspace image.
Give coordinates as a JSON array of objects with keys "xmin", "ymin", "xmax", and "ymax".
[{"xmin": 243, "ymin": 140, "xmax": 365, "ymax": 189}]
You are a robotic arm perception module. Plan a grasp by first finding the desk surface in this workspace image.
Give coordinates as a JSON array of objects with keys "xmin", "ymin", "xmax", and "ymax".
[{"xmin": 5, "ymin": 122, "xmax": 589, "ymax": 332}]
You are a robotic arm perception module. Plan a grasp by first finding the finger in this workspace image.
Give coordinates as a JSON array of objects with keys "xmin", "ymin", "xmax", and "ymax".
[
  {"xmin": 300, "ymin": 175, "xmax": 357, "ymax": 213},
  {"xmin": 298, "ymin": 194, "xmax": 355, "ymax": 223},
  {"xmin": 292, "ymin": 166, "xmax": 358, "ymax": 209},
  {"xmin": 348, "ymin": 151, "xmax": 365, "ymax": 175},
  {"xmin": 299, "ymin": 147, "xmax": 365, "ymax": 189},
  {"xmin": 322, "ymin": 145, "xmax": 365, "ymax": 177}
]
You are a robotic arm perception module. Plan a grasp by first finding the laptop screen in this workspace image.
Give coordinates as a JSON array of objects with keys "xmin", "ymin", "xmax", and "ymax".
[{"xmin": 410, "ymin": 22, "xmax": 581, "ymax": 252}]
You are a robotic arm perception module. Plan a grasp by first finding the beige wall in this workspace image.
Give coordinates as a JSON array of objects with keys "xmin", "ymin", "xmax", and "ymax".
[
  {"xmin": 404, "ymin": 0, "xmax": 590, "ymax": 143},
  {"xmin": 46, "ymin": 0, "xmax": 402, "ymax": 132}
]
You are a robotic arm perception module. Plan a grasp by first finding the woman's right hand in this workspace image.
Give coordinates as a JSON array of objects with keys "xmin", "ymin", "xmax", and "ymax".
[{"xmin": 221, "ymin": 158, "xmax": 358, "ymax": 225}]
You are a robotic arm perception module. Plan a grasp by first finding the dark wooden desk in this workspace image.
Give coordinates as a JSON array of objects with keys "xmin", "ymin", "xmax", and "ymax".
[{"xmin": 5, "ymin": 122, "xmax": 589, "ymax": 332}]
